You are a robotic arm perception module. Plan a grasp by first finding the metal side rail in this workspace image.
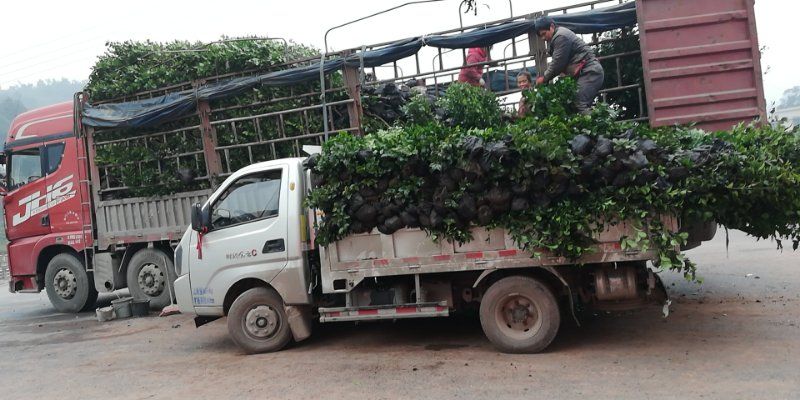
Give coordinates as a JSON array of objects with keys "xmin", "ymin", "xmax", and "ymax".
[{"xmin": 319, "ymin": 301, "xmax": 449, "ymax": 323}]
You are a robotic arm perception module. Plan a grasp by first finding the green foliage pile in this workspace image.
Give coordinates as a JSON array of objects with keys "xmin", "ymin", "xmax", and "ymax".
[
  {"xmin": 434, "ymin": 82, "xmax": 502, "ymax": 129},
  {"xmin": 401, "ymin": 93, "xmax": 435, "ymax": 126},
  {"xmin": 305, "ymin": 81, "xmax": 800, "ymax": 280},
  {"xmin": 361, "ymin": 80, "xmax": 504, "ymax": 134},
  {"xmin": 87, "ymin": 37, "xmax": 318, "ymax": 101},
  {"xmin": 523, "ymin": 78, "xmax": 578, "ymax": 119},
  {"xmin": 89, "ymin": 37, "xmax": 335, "ymax": 198},
  {"xmin": 93, "ymin": 119, "xmax": 208, "ymax": 198}
]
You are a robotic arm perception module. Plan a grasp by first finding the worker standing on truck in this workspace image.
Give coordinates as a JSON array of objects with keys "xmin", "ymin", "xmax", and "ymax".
[
  {"xmin": 458, "ymin": 47, "xmax": 490, "ymax": 87},
  {"xmin": 534, "ymin": 16, "xmax": 604, "ymax": 115}
]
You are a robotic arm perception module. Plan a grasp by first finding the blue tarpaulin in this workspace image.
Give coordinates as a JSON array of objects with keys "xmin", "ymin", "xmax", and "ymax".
[
  {"xmin": 81, "ymin": 93, "xmax": 196, "ymax": 129},
  {"xmin": 485, "ymin": 67, "xmax": 539, "ymax": 92},
  {"xmin": 83, "ymin": 62, "xmax": 345, "ymax": 128},
  {"xmin": 82, "ymin": 2, "xmax": 637, "ymax": 128},
  {"xmin": 345, "ymin": 37, "xmax": 424, "ymax": 68},
  {"xmin": 425, "ymin": 20, "xmax": 534, "ymax": 49},
  {"xmin": 551, "ymin": 2, "xmax": 637, "ymax": 34}
]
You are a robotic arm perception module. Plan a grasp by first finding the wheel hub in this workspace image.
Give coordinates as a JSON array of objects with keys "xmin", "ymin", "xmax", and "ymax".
[
  {"xmin": 511, "ymin": 306, "xmax": 528, "ymax": 322},
  {"xmin": 138, "ymin": 263, "xmax": 165, "ymax": 297},
  {"xmin": 245, "ymin": 305, "xmax": 279, "ymax": 338},
  {"xmin": 499, "ymin": 295, "xmax": 540, "ymax": 333},
  {"xmin": 53, "ymin": 268, "xmax": 77, "ymax": 299}
]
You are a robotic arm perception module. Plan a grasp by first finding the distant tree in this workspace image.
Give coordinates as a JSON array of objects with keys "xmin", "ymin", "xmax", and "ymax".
[
  {"xmin": 0, "ymin": 78, "xmax": 84, "ymax": 143},
  {"xmin": 0, "ymin": 97, "xmax": 27, "ymax": 141},
  {"xmin": 777, "ymin": 86, "xmax": 800, "ymax": 109},
  {"xmin": 1, "ymin": 78, "xmax": 84, "ymax": 109}
]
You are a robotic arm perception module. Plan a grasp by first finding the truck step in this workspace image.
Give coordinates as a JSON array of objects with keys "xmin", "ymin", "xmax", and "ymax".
[{"xmin": 318, "ymin": 301, "xmax": 449, "ymax": 323}]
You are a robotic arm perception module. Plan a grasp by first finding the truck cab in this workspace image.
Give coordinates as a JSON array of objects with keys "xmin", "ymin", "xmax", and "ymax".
[
  {"xmin": 3, "ymin": 102, "xmax": 96, "ymax": 311},
  {"xmin": 174, "ymin": 158, "xmax": 314, "ymax": 351}
]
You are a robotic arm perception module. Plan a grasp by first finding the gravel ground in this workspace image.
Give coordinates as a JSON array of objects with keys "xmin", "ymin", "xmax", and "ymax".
[{"xmin": 0, "ymin": 229, "xmax": 798, "ymax": 400}]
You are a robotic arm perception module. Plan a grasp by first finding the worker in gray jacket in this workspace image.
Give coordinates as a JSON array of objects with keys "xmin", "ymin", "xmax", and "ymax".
[{"xmin": 534, "ymin": 16, "xmax": 604, "ymax": 115}]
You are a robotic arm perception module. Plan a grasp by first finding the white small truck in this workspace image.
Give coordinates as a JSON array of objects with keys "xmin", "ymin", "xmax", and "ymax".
[{"xmin": 174, "ymin": 157, "xmax": 715, "ymax": 354}]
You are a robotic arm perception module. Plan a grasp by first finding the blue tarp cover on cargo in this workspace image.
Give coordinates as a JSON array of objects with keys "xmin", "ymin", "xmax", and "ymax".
[
  {"xmin": 345, "ymin": 38, "xmax": 424, "ymax": 68},
  {"xmin": 81, "ymin": 39, "xmax": 422, "ymax": 128},
  {"xmin": 82, "ymin": 62, "xmax": 345, "ymax": 128},
  {"xmin": 485, "ymin": 67, "xmax": 539, "ymax": 92},
  {"xmin": 424, "ymin": 20, "xmax": 534, "ymax": 49},
  {"xmin": 550, "ymin": 2, "xmax": 637, "ymax": 34},
  {"xmin": 81, "ymin": 93, "xmax": 196, "ymax": 129},
  {"xmin": 81, "ymin": 2, "xmax": 637, "ymax": 128}
]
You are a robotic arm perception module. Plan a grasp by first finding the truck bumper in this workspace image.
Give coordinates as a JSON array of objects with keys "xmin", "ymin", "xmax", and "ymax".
[
  {"xmin": 174, "ymin": 275, "xmax": 195, "ymax": 315},
  {"xmin": 9, "ymin": 276, "xmax": 39, "ymax": 293}
]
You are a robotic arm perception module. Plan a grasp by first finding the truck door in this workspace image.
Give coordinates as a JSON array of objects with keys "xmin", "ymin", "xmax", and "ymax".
[
  {"xmin": 188, "ymin": 166, "xmax": 288, "ymax": 309},
  {"xmin": 5, "ymin": 144, "xmax": 50, "ymax": 241},
  {"xmin": 42, "ymin": 140, "xmax": 82, "ymax": 237}
]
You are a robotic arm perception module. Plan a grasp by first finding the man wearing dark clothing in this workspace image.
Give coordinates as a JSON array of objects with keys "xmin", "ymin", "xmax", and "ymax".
[{"xmin": 534, "ymin": 16, "xmax": 604, "ymax": 115}]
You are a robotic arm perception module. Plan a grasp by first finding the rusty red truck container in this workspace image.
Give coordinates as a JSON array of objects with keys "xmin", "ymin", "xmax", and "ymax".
[{"xmin": 637, "ymin": 0, "xmax": 766, "ymax": 131}]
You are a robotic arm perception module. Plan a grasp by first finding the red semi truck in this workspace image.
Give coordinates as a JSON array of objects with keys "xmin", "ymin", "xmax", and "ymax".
[
  {"xmin": 1, "ymin": 0, "xmax": 765, "ymax": 313},
  {"xmin": 2, "ymin": 101, "xmax": 188, "ymax": 311},
  {"xmin": 4, "ymin": 102, "xmax": 99, "ymax": 311}
]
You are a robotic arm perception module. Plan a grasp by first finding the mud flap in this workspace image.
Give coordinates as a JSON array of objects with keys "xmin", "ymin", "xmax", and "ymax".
[
  {"xmin": 194, "ymin": 316, "xmax": 221, "ymax": 328},
  {"xmin": 286, "ymin": 305, "xmax": 313, "ymax": 342},
  {"xmin": 93, "ymin": 252, "xmax": 124, "ymax": 293}
]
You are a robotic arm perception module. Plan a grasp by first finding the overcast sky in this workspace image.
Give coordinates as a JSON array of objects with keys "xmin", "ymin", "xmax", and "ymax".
[{"xmin": 0, "ymin": 0, "xmax": 794, "ymax": 106}]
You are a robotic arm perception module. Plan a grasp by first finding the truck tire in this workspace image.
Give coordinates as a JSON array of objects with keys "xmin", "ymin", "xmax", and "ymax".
[
  {"xmin": 227, "ymin": 287, "xmax": 292, "ymax": 354},
  {"xmin": 479, "ymin": 275, "xmax": 560, "ymax": 353},
  {"xmin": 127, "ymin": 248, "xmax": 175, "ymax": 310},
  {"xmin": 44, "ymin": 253, "xmax": 98, "ymax": 313}
]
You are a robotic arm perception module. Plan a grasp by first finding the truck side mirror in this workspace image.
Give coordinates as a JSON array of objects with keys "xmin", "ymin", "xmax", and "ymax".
[{"xmin": 191, "ymin": 203, "xmax": 209, "ymax": 231}]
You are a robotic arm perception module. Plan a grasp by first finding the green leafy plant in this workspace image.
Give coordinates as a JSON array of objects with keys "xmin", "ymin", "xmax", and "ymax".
[
  {"xmin": 89, "ymin": 37, "xmax": 333, "ymax": 198},
  {"xmin": 436, "ymin": 82, "xmax": 503, "ymax": 129},
  {"xmin": 87, "ymin": 37, "xmax": 318, "ymax": 102},
  {"xmin": 523, "ymin": 77, "xmax": 578, "ymax": 119},
  {"xmin": 402, "ymin": 93, "xmax": 435, "ymax": 126},
  {"xmin": 306, "ymin": 79, "xmax": 800, "ymax": 281}
]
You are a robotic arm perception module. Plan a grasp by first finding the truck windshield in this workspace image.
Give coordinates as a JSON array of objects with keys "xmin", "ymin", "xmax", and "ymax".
[
  {"xmin": 211, "ymin": 169, "xmax": 282, "ymax": 229},
  {"xmin": 8, "ymin": 148, "xmax": 43, "ymax": 190}
]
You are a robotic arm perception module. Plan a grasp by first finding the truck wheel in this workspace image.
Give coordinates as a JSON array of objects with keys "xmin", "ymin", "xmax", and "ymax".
[
  {"xmin": 44, "ymin": 253, "xmax": 98, "ymax": 313},
  {"xmin": 127, "ymin": 248, "xmax": 175, "ymax": 310},
  {"xmin": 479, "ymin": 275, "xmax": 560, "ymax": 353},
  {"xmin": 227, "ymin": 287, "xmax": 292, "ymax": 354}
]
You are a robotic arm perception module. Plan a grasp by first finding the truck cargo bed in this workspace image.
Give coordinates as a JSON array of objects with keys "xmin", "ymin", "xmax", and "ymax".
[
  {"xmin": 320, "ymin": 217, "xmax": 678, "ymax": 294},
  {"xmin": 95, "ymin": 189, "xmax": 212, "ymax": 249}
]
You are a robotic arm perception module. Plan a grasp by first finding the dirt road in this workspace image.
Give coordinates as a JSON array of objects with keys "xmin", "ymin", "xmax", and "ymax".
[{"xmin": 1, "ymin": 229, "xmax": 798, "ymax": 399}]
